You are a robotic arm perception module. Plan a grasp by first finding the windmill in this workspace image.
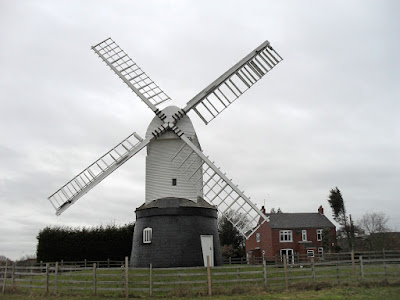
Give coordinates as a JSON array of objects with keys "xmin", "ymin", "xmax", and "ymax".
[{"xmin": 48, "ymin": 37, "xmax": 282, "ymax": 267}]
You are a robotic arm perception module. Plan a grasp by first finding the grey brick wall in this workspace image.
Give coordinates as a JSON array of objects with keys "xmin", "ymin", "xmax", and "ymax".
[{"xmin": 130, "ymin": 202, "xmax": 222, "ymax": 268}]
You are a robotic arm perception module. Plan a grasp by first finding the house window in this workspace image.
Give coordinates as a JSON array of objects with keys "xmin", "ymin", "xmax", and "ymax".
[
  {"xmin": 280, "ymin": 249, "xmax": 294, "ymax": 264},
  {"xmin": 302, "ymin": 230, "xmax": 307, "ymax": 241},
  {"xmin": 316, "ymin": 229, "xmax": 323, "ymax": 241},
  {"xmin": 143, "ymin": 227, "xmax": 152, "ymax": 244},
  {"xmin": 307, "ymin": 250, "xmax": 314, "ymax": 257},
  {"xmin": 172, "ymin": 178, "xmax": 177, "ymax": 186},
  {"xmin": 279, "ymin": 230, "xmax": 292, "ymax": 242},
  {"xmin": 256, "ymin": 233, "xmax": 260, "ymax": 243},
  {"xmin": 318, "ymin": 247, "xmax": 324, "ymax": 257}
]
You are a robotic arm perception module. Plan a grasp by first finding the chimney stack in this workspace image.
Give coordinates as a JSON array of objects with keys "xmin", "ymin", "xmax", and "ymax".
[
  {"xmin": 318, "ymin": 205, "xmax": 324, "ymax": 215},
  {"xmin": 261, "ymin": 206, "xmax": 266, "ymax": 214}
]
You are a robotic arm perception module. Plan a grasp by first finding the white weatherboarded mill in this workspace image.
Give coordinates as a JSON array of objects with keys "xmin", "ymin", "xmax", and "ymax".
[{"xmin": 48, "ymin": 37, "xmax": 282, "ymax": 267}]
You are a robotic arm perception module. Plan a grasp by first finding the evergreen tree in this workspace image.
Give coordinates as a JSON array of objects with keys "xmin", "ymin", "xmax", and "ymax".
[
  {"xmin": 327, "ymin": 187, "xmax": 356, "ymax": 250},
  {"xmin": 218, "ymin": 211, "xmax": 245, "ymax": 258}
]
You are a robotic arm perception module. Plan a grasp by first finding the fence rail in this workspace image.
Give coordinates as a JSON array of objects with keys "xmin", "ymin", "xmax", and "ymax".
[
  {"xmin": 1, "ymin": 254, "xmax": 400, "ymax": 297},
  {"xmin": 225, "ymin": 249, "xmax": 400, "ymax": 265}
]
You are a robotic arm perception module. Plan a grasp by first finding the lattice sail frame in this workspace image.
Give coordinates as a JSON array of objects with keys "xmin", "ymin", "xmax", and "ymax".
[
  {"xmin": 171, "ymin": 130, "xmax": 269, "ymax": 238},
  {"xmin": 48, "ymin": 132, "xmax": 150, "ymax": 216},
  {"xmin": 92, "ymin": 38, "xmax": 171, "ymax": 111},
  {"xmin": 184, "ymin": 41, "xmax": 282, "ymax": 124},
  {"xmin": 49, "ymin": 38, "xmax": 281, "ymax": 226}
]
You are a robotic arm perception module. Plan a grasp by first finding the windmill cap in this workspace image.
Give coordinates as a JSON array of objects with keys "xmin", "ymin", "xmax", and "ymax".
[{"xmin": 146, "ymin": 105, "xmax": 198, "ymax": 139}]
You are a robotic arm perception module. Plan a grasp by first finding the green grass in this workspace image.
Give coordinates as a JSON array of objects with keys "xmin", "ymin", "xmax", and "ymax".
[
  {"xmin": 2, "ymin": 262, "xmax": 399, "ymax": 298},
  {"xmin": 1, "ymin": 284, "xmax": 400, "ymax": 299}
]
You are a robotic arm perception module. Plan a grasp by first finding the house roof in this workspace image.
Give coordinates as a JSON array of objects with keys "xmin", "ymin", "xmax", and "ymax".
[{"xmin": 266, "ymin": 213, "xmax": 335, "ymax": 229}]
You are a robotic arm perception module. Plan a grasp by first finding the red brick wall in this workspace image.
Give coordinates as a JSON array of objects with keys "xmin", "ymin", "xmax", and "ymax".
[
  {"xmin": 245, "ymin": 222, "xmax": 272, "ymax": 257},
  {"xmin": 246, "ymin": 225, "xmax": 336, "ymax": 259}
]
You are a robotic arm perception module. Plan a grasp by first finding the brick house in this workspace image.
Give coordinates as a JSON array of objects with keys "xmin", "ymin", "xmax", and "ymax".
[{"xmin": 246, "ymin": 206, "xmax": 336, "ymax": 263}]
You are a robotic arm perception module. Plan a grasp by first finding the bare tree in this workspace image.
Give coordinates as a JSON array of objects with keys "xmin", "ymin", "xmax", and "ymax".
[
  {"xmin": 358, "ymin": 212, "xmax": 389, "ymax": 235},
  {"xmin": 358, "ymin": 212, "xmax": 390, "ymax": 251}
]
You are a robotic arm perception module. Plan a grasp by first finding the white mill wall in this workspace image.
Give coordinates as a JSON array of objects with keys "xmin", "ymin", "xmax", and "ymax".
[{"xmin": 145, "ymin": 110, "xmax": 203, "ymax": 204}]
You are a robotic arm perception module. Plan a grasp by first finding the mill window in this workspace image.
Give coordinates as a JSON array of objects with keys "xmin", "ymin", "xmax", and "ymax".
[
  {"xmin": 143, "ymin": 227, "xmax": 152, "ymax": 244},
  {"xmin": 172, "ymin": 178, "xmax": 177, "ymax": 186}
]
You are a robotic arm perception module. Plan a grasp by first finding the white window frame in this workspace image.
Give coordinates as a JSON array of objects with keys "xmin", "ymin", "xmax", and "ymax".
[
  {"xmin": 307, "ymin": 249, "xmax": 314, "ymax": 257},
  {"xmin": 143, "ymin": 227, "xmax": 152, "ymax": 244},
  {"xmin": 279, "ymin": 230, "xmax": 293, "ymax": 242},
  {"xmin": 316, "ymin": 229, "xmax": 323, "ymax": 241},
  {"xmin": 318, "ymin": 247, "xmax": 324, "ymax": 257},
  {"xmin": 302, "ymin": 230, "xmax": 307, "ymax": 241},
  {"xmin": 256, "ymin": 232, "xmax": 261, "ymax": 243},
  {"xmin": 280, "ymin": 248, "xmax": 294, "ymax": 264}
]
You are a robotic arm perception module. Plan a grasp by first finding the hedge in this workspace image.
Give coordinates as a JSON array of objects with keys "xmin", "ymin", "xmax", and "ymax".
[{"xmin": 36, "ymin": 223, "xmax": 134, "ymax": 262}]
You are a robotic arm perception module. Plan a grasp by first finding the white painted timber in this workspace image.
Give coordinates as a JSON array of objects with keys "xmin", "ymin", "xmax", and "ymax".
[
  {"xmin": 200, "ymin": 235, "xmax": 214, "ymax": 267},
  {"xmin": 183, "ymin": 40, "xmax": 282, "ymax": 124},
  {"xmin": 173, "ymin": 130, "xmax": 269, "ymax": 239},
  {"xmin": 145, "ymin": 106, "xmax": 203, "ymax": 203},
  {"xmin": 92, "ymin": 38, "xmax": 171, "ymax": 112},
  {"xmin": 48, "ymin": 132, "xmax": 151, "ymax": 215}
]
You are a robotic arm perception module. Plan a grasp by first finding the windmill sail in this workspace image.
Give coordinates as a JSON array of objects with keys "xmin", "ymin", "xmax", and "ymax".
[
  {"xmin": 183, "ymin": 41, "xmax": 282, "ymax": 124},
  {"xmin": 92, "ymin": 38, "xmax": 171, "ymax": 114},
  {"xmin": 48, "ymin": 132, "xmax": 151, "ymax": 216},
  {"xmin": 171, "ymin": 128, "xmax": 269, "ymax": 238}
]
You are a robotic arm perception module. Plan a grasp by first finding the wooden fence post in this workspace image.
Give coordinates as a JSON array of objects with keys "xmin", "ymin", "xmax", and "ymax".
[
  {"xmin": 359, "ymin": 256, "xmax": 364, "ymax": 280},
  {"xmin": 206, "ymin": 256, "xmax": 212, "ymax": 296},
  {"xmin": 283, "ymin": 254, "xmax": 288, "ymax": 290},
  {"xmin": 29, "ymin": 268, "xmax": 33, "ymax": 291},
  {"xmin": 229, "ymin": 257, "xmax": 231, "ymax": 265},
  {"xmin": 351, "ymin": 250, "xmax": 356, "ymax": 280},
  {"xmin": 263, "ymin": 260, "xmax": 267, "ymax": 288},
  {"xmin": 311, "ymin": 257, "xmax": 316, "ymax": 282},
  {"xmin": 149, "ymin": 263, "xmax": 152, "ymax": 297},
  {"xmin": 107, "ymin": 258, "xmax": 110, "ymax": 268},
  {"xmin": 84, "ymin": 259, "xmax": 87, "ymax": 268},
  {"xmin": 2, "ymin": 260, "xmax": 8, "ymax": 294},
  {"xmin": 45, "ymin": 263, "xmax": 49, "ymax": 294},
  {"xmin": 11, "ymin": 263, "xmax": 15, "ymax": 287},
  {"xmin": 383, "ymin": 257, "xmax": 388, "ymax": 280},
  {"xmin": 336, "ymin": 262, "xmax": 339, "ymax": 282},
  {"xmin": 54, "ymin": 262, "xmax": 58, "ymax": 294},
  {"xmin": 92, "ymin": 263, "xmax": 96, "ymax": 295},
  {"xmin": 125, "ymin": 257, "xmax": 129, "ymax": 298}
]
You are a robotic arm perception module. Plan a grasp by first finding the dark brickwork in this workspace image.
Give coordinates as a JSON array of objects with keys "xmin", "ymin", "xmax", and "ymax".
[{"xmin": 130, "ymin": 198, "xmax": 222, "ymax": 268}]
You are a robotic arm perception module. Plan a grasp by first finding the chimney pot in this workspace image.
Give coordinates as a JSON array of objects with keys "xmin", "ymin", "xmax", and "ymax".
[{"xmin": 318, "ymin": 205, "xmax": 324, "ymax": 215}]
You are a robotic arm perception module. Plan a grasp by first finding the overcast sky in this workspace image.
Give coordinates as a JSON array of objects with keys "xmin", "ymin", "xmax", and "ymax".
[{"xmin": 1, "ymin": 0, "xmax": 399, "ymax": 260}]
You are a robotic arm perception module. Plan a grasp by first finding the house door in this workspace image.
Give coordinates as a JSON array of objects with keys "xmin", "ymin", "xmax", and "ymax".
[
  {"xmin": 280, "ymin": 249, "xmax": 294, "ymax": 264},
  {"xmin": 200, "ymin": 235, "xmax": 214, "ymax": 267}
]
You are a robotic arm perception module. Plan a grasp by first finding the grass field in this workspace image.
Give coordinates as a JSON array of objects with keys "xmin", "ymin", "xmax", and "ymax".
[
  {"xmin": 1, "ymin": 284, "xmax": 400, "ymax": 299},
  {"xmin": 1, "ymin": 260, "xmax": 399, "ymax": 299}
]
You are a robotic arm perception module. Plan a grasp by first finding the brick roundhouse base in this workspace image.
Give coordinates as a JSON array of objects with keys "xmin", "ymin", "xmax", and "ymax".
[{"xmin": 130, "ymin": 197, "xmax": 222, "ymax": 268}]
